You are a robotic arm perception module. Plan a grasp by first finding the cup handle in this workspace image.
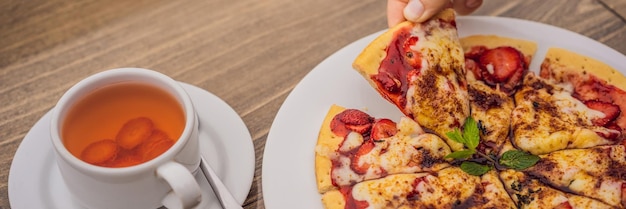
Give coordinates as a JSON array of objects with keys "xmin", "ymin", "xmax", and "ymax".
[{"xmin": 157, "ymin": 161, "xmax": 202, "ymax": 209}]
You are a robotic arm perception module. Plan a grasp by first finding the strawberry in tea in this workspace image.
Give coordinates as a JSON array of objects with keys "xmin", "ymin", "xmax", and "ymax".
[{"xmin": 62, "ymin": 82, "xmax": 185, "ymax": 167}]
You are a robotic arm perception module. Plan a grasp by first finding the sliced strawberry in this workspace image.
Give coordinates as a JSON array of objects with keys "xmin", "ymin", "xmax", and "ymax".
[
  {"xmin": 407, "ymin": 69, "xmax": 420, "ymax": 81},
  {"xmin": 554, "ymin": 201, "xmax": 573, "ymax": 209},
  {"xmin": 350, "ymin": 141, "xmax": 375, "ymax": 175},
  {"xmin": 371, "ymin": 119, "xmax": 398, "ymax": 140},
  {"xmin": 331, "ymin": 109, "xmax": 374, "ymax": 137},
  {"xmin": 465, "ymin": 59, "xmax": 481, "ymax": 80},
  {"xmin": 402, "ymin": 36, "xmax": 422, "ymax": 69},
  {"xmin": 584, "ymin": 100, "xmax": 621, "ymax": 127},
  {"xmin": 573, "ymin": 79, "xmax": 613, "ymax": 102},
  {"xmin": 339, "ymin": 186, "xmax": 370, "ymax": 209},
  {"xmin": 372, "ymin": 71, "xmax": 402, "ymax": 93},
  {"xmin": 478, "ymin": 46, "xmax": 525, "ymax": 83},
  {"xmin": 465, "ymin": 46, "xmax": 488, "ymax": 60}
]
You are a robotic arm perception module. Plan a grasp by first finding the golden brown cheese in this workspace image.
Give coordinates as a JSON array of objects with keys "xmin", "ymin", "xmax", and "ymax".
[
  {"xmin": 463, "ymin": 170, "xmax": 517, "ymax": 209},
  {"xmin": 511, "ymin": 73, "xmax": 617, "ymax": 155},
  {"xmin": 467, "ymin": 81, "xmax": 515, "ymax": 155},
  {"xmin": 322, "ymin": 167, "xmax": 480, "ymax": 209},
  {"xmin": 524, "ymin": 145, "xmax": 626, "ymax": 207},
  {"xmin": 500, "ymin": 169, "xmax": 617, "ymax": 209}
]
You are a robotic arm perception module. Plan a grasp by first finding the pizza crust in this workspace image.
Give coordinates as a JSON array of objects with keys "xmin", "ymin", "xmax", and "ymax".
[
  {"xmin": 315, "ymin": 105, "xmax": 346, "ymax": 193},
  {"xmin": 460, "ymin": 35, "xmax": 537, "ymax": 58},
  {"xmin": 541, "ymin": 47, "xmax": 626, "ymax": 91},
  {"xmin": 320, "ymin": 190, "xmax": 345, "ymax": 209}
]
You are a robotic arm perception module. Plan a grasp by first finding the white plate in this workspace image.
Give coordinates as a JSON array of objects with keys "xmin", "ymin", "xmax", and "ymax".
[
  {"xmin": 8, "ymin": 82, "xmax": 255, "ymax": 209},
  {"xmin": 261, "ymin": 16, "xmax": 626, "ymax": 208}
]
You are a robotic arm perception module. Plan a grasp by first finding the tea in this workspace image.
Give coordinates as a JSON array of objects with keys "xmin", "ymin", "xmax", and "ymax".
[{"xmin": 62, "ymin": 82, "xmax": 185, "ymax": 167}]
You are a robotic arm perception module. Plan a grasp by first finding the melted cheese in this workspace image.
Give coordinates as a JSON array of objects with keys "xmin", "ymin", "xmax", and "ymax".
[
  {"xmin": 350, "ymin": 168, "xmax": 479, "ymax": 208},
  {"xmin": 525, "ymin": 146, "xmax": 626, "ymax": 207},
  {"xmin": 339, "ymin": 132, "xmax": 364, "ymax": 152},
  {"xmin": 552, "ymin": 83, "xmax": 605, "ymax": 120},
  {"xmin": 512, "ymin": 74, "xmax": 615, "ymax": 155},
  {"xmin": 330, "ymin": 117, "xmax": 452, "ymax": 187},
  {"xmin": 500, "ymin": 170, "xmax": 614, "ymax": 209}
]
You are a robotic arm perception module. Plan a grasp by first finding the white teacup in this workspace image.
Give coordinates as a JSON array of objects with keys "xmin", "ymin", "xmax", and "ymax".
[{"xmin": 50, "ymin": 68, "xmax": 202, "ymax": 209}]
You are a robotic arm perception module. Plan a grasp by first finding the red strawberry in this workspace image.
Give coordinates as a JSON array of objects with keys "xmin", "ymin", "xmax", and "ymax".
[
  {"xmin": 350, "ymin": 141, "xmax": 375, "ymax": 175},
  {"xmin": 478, "ymin": 46, "xmax": 524, "ymax": 83},
  {"xmin": 465, "ymin": 45, "xmax": 488, "ymax": 60},
  {"xmin": 584, "ymin": 100, "xmax": 621, "ymax": 127},
  {"xmin": 331, "ymin": 109, "xmax": 374, "ymax": 137},
  {"xmin": 371, "ymin": 119, "xmax": 397, "ymax": 141},
  {"xmin": 572, "ymin": 79, "xmax": 613, "ymax": 102},
  {"xmin": 553, "ymin": 201, "xmax": 573, "ymax": 209},
  {"xmin": 402, "ymin": 36, "xmax": 421, "ymax": 69},
  {"xmin": 465, "ymin": 59, "xmax": 482, "ymax": 80},
  {"xmin": 372, "ymin": 72, "xmax": 401, "ymax": 93},
  {"xmin": 339, "ymin": 187, "xmax": 370, "ymax": 209}
]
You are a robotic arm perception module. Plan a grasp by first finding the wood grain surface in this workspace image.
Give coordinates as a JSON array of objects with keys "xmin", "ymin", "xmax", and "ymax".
[{"xmin": 1, "ymin": 0, "xmax": 624, "ymax": 208}]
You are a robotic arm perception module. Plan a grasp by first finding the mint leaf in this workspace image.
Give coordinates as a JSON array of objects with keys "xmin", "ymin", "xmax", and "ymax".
[
  {"xmin": 499, "ymin": 150, "xmax": 540, "ymax": 170},
  {"xmin": 462, "ymin": 117, "xmax": 479, "ymax": 151},
  {"xmin": 445, "ymin": 128, "xmax": 466, "ymax": 145},
  {"xmin": 444, "ymin": 149, "xmax": 475, "ymax": 159},
  {"xmin": 460, "ymin": 161, "xmax": 491, "ymax": 176}
]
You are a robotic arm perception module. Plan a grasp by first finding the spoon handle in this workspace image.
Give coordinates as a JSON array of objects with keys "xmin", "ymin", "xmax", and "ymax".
[{"xmin": 200, "ymin": 156, "xmax": 243, "ymax": 209}]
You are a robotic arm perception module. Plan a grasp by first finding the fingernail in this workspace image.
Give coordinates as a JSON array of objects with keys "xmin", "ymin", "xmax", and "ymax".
[
  {"xmin": 404, "ymin": 0, "xmax": 424, "ymax": 22},
  {"xmin": 465, "ymin": 0, "xmax": 481, "ymax": 8}
]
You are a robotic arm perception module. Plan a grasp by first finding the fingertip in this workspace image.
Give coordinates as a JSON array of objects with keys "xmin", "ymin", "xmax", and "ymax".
[
  {"xmin": 403, "ymin": 0, "xmax": 424, "ymax": 22},
  {"xmin": 388, "ymin": 0, "xmax": 409, "ymax": 27},
  {"xmin": 409, "ymin": 0, "xmax": 450, "ymax": 23}
]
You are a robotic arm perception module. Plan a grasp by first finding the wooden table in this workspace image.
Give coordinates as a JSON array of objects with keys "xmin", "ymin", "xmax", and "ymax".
[{"xmin": 1, "ymin": 0, "xmax": 624, "ymax": 208}]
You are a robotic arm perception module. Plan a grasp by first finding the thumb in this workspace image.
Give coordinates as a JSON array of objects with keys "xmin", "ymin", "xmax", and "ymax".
[{"xmin": 404, "ymin": 0, "xmax": 451, "ymax": 23}]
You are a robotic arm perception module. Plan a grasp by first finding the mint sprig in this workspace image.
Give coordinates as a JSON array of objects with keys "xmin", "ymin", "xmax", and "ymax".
[
  {"xmin": 443, "ymin": 116, "xmax": 540, "ymax": 176},
  {"xmin": 460, "ymin": 161, "xmax": 491, "ymax": 176},
  {"xmin": 499, "ymin": 150, "xmax": 540, "ymax": 170},
  {"xmin": 444, "ymin": 117, "xmax": 479, "ymax": 159}
]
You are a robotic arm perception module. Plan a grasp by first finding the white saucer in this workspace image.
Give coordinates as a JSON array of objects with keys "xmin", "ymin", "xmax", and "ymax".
[{"xmin": 8, "ymin": 82, "xmax": 255, "ymax": 209}]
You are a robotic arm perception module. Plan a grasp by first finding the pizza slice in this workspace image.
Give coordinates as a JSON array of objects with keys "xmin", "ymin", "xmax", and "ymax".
[
  {"xmin": 500, "ymin": 169, "xmax": 617, "ymax": 209},
  {"xmin": 540, "ymin": 47, "xmax": 626, "ymax": 143},
  {"xmin": 352, "ymin": 8, "xmax": 469, "ymax": 151},
  {"xmin": 315, "ymin": 105, "xmax": 452, "ymax": 193},
  {"xmin": 523, "ymin": 145, "xmax": 626, "ymax": 207},
  {"xmin": 321, "ymin": 167, "xmax": 516, "ymax": 209},
  {"xmin": 460, "ymin": 35, "xmax": 537, "ymax": 156},
  {"xmin": 511, "ymin": 72, "xmax": 622, "ymax": 155},
  {"xmin": 463, "ymin": 170, "xmax": 518, "ymax": 209}
]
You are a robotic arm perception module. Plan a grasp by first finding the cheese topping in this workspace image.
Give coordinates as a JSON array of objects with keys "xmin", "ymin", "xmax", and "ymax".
[
  {"xmin": 330, "ymin": 117, "xmax": 451, "ymax": 187},
  {"xmin": 339, "ymin": 132, "xmax": 364, "ymax": 152},
  {"xmin": 512, "ymin": 73, "xmax": 617, "ymax": 155},
  {"xmin": 350, "ymin": 168, "xmax": 478, "ymax": 208}
]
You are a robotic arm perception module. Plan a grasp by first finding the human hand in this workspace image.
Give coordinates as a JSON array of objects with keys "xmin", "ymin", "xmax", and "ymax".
[{"xmin": 387, "ymin": 0, "xmax": 483, "ymax": 27}]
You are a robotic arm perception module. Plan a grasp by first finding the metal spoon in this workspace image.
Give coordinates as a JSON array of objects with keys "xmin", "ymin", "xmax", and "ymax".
[{"xmin": 199, "ymin": 156, "xmax": 243, "ymax": 209}]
